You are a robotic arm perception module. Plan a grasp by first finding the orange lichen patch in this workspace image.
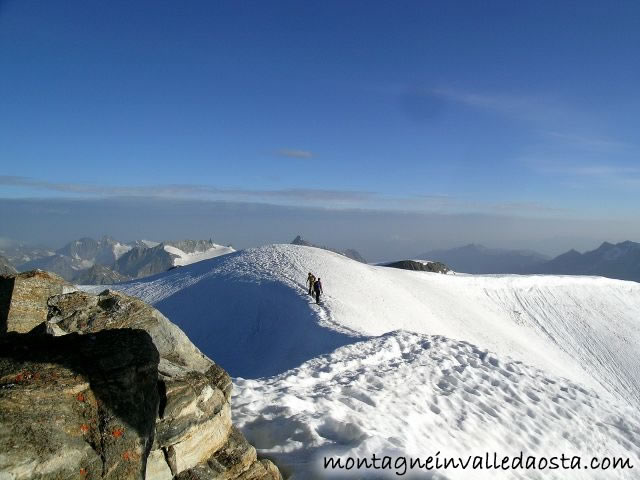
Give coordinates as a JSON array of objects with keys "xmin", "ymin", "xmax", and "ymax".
[
  {"xmin": 80, "ymin": 424, "xmax": 90, "ymax": 434},
  {"xmin": 14, "ymin": 371, "xmax": 36, "ymax": 383},
  {"xmin": 79, "ymin": 467, "xmax": 88, "ymax": 477},
  {"xmin": 76, "ymin": 392, "xmax": 85, "ymax": 402},
  {"xmin": 112, "ymin": 428, "xmax": 124, "ymax": 438},
  {"xmin": 121, "ymin": 450, "xmax": 140, "ymax": 462}
]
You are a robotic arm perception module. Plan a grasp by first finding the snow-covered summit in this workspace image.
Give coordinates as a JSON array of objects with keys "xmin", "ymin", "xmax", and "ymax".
[{"xmin": 163, "ymin": 241, "xmax": 234, "ymax": 266}]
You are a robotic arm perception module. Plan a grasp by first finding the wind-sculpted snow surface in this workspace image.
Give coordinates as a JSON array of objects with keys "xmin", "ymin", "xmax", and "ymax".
[
  {"xmin": 106, "ymin": 244, "xmax": 640, "ymax": 478},
  {"xmin": 234, "ymin": 331, "xmax": 640, "ymax": 479},
  {"xmin": 113, "ymin": 245, "xmax": 640, "ymax": 407}
]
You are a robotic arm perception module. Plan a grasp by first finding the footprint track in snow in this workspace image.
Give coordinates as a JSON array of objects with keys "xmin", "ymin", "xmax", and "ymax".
[{"xmin": 235, "ymin": 331, "xmax": 640, "ymax": 479}]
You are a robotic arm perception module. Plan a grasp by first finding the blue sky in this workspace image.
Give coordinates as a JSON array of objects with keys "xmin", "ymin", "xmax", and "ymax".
[{"xmin": 0, "ymin": 1, "xmax": 639, "ymax": 251}]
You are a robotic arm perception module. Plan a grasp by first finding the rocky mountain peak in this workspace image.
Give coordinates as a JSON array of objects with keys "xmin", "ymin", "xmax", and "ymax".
[
  {"xmin": 164, "ymin": 239, "xmax": 216, "ymax": 254},
  {"xmin": 291, "ymin": 235, "xmax": 312, "ymax": 247}
]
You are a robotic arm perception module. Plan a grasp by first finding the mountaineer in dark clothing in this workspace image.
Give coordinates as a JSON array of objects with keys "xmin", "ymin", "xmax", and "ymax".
[
  {"xmin": 313, "ymin": 278, "xmax": 323, "ymax": 303},
  {"xmin": 306, "ymin": 272, "xmax": 316, "ymax": 295}
]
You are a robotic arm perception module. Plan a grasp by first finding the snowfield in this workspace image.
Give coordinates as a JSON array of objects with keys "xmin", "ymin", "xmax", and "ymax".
[
  {"xmin": 236, "ymin": 332, "xmax": 640, "ymax": 480},
  {"xmin": 104, "ymin": 244, "xmax": 640, "ymax": 479},
  {"xmin": 163, "ymin": 243, "xmax": 235, "ymax": 266}
]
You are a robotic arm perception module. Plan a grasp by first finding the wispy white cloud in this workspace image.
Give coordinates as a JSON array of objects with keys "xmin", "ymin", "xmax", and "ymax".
[
  {"xmin": 524, "ymin": 158, "xmax": 640, "ymax": 189},
  {"xmin": 0, "ymin": 175, "xmax": 578, "ymax": 217},
  {"xmin": 425, "ymin": 86, "xmax": 639, "ymax": 189},
  {"xmin": 372, "ymin": 83, "xmax": 636, "ymax": 165},
  {"xmin": 427, "ymin": 87, "xmax": 634, "ymax": 155},
  {"xmin": 0, "ymin": 175, "xmax": 375, "ymax": 204},
  {"xmin": 544, "ymin": 132, "xmax": 633, "ymax": 152},
  {"xmin": 489, "ymin": 201, "xmax": 568, "ymax": 214},
  {"xmin": 276, "ymin": 149, "xmax": 314, "ymax": 159},
  {"xmin": 529, "ymin": 162, "xmax": 640, "ymax": 177},
  {"xmin": 431, "ymin": 87, "xmax": 569, "ymax": 124}
]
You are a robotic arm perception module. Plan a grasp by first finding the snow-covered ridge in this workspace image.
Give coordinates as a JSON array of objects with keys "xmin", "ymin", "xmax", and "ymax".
[
  {"xmin": 140, "ymin": 239, "xmax": 160, "ymax": 248},
  {"xmin": 101, "ymin": 243, "xmax": 640, "ymax": 479},
  {"xmin": 111, "ymin": 244, "xmax": 640, "ymax": 407},
  {"xmin": 163, "ymin": 243, "xmax": 235, "ymax": 266}
]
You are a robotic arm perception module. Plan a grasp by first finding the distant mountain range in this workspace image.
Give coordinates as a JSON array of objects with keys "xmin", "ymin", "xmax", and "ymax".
[
  {"xmin": 71, "ymin": 263, "xmax": 131, "ymax": 285},
  {"xmin": 6, "ymin": 236, "xmax": 234, "ymax": 284},
  {"xmin": 422, "ymin": 241, "xmax": 640, "ymax": 283},
  {"xmin": 291, "ymin": 235, "xmax": 367, "ymax": 263},
  {"xmin": 420, "ymin": 244, "xmax": 550, "ymax": 274},
  {"xmin": 4, "ymin": 236, "xmax": 639, "ymax": 284},
  {"xmin": 526, "ymin": 241, "xmax": 640, "ymax": 282},
  {"xmin": 0, "ymin": 243, "xmax": 55, "ymax": 267}
]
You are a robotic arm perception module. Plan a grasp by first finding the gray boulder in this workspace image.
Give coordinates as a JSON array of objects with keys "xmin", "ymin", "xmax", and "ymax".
[{"xmin": 46, "ymin": 290, "xmax": 212, "ymax": 373}]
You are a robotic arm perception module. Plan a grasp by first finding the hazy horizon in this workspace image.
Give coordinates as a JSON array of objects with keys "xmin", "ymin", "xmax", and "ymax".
[{"xmin": 1, "ymin": 196, "xmax": 637, "ymax": 262}]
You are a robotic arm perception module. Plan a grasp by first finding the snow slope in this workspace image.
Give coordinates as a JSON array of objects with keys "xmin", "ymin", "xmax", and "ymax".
[
  {"xmin": 235, "ymin": 332, "xmax": 640, "ymax": 479},
  {"xmin": 104, "ymin": 244, "xmax": 640, "ymax": 478},
  {"xmin": 140, "ymin": 239, "xmax": 160, "ymax": 248},
  {"xmin": 163, "ymin": 243, "xmax": 235, "ymax": 266}
]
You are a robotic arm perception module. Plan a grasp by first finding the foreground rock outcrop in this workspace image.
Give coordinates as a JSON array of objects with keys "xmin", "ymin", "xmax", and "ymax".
[
  {"xmin": 175, "ymin": 427, "xmax": 282, "ymax": 480},
  {"xmin": 0, "ymin": 274, "xmax": 282, "ymax": 480},
  {"xmin": 0, "ymin": 270, "xmax": 75, "ymax": 334},
  {"xmin": 0, "ymin": 329, "xmax": 159, "ymax": 479}
]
